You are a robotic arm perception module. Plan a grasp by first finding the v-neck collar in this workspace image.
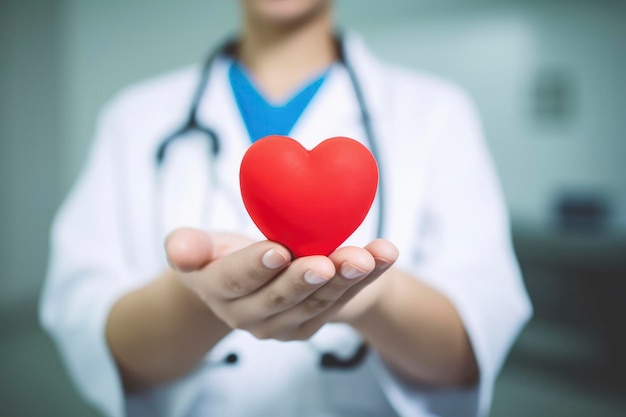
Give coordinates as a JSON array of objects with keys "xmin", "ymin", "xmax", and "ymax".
[
  {"xmin": 194, "ymin": 33, "xmax": 389, "ymax": 153},
  {"xmin": 229, "ymin": 61, "xmax": 331, "ymax": 108},
  {"xmin": 228, "ymin": 61, "xmax": 330, "ymax": 142}
]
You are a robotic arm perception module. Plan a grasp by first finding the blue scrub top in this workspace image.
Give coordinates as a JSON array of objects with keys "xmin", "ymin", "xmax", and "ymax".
[{"xmin": 229, "ymin": 62, "xmax": 329, "ymax": 143}]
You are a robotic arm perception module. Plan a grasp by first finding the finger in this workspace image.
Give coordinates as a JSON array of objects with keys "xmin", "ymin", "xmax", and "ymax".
[
  {"xmin": 267, "ymin": 247, "xmax": 375, "ymax": 324},
  {"xmin": 325, "ymin": 239, "xmax": 400, "ymax": 318},
  {"xmin": 235, "ymin": 255, "xmax": 336, "ymax": 319},
  {"xmin": 208, "ymin": 241, "xmax": 292, "ymax": 299},
  {"xmin": 293, "ymin": 242, "xmax": 400, "ymax": 333},
  {"xmin": 363, "ymin": 239, "xmax": 400, "ymax": 271},
  {"xmin": 335, "ymin": 239, "xmax": 399, "ymax": 301},
  {"xmin": 166, "ymin": 228, "xmax": 216, "ymax": 273},
  {"xmin": 330, "ymin": 245, "xmax": 377, "ymax": 279},
  {"xmin": 315, "ymin": 245, "xmax": 376, "ymax": 298},
  {"xmin": 262, "ymin": 241, "xmax": 400, "ymax": 338},
  {"xmin": 274, "ymin": 241, "xmax": 399, "ymax": 325}
]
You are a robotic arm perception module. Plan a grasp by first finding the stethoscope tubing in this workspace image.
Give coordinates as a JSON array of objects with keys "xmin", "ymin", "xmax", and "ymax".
[{"xmin": 154, "ymin": 33, "xmax": 384, "ymax": 369}]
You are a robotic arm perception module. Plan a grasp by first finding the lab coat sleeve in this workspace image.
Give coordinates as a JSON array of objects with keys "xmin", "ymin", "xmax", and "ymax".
[
  {"xmin": 376, "ymin": 87, "xmax": 532, "ymax": 417},
  {"xmin": 39, "ymin": 101, "xmax": 147, "ymax": 417}
]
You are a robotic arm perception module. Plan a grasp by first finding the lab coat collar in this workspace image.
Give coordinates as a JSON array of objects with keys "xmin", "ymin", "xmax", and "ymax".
[
  {"xmin": 196, "ymin": 32, "xmax": 389, "ymax": 140},
  {"xmin": 340, "ymin": 31, "xmax": 388, "ymax": 116}
]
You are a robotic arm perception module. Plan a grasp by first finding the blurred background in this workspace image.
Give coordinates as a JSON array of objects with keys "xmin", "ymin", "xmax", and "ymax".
[{"xmin": 1, "ymin": 0, "xmax": 625, "ymax": 415}]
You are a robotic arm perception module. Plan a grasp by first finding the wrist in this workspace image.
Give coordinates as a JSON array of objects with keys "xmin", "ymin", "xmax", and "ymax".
[{"xmin": 161, "ymin": 270, "xmax": 232, "ymax": 338}]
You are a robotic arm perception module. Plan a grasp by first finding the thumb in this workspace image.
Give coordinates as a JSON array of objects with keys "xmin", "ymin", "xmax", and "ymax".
[{"xmin": 165, "ymin": 228, "xmax": 216, "ymax": 273}]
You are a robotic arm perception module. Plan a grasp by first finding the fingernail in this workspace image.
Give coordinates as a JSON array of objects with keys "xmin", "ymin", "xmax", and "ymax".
[
  {"xmin": 340, "ymin": 263, "xmax": 367, "ymax": 280},
  {"xmin": 304, "ymin": 270, "xmax": 328, "ymax": 285},
  {"xmin": 262, "ymin": 249, "xmax": 289, "ymax": 269},
  {"xmin": 374, "ymin": 257, "xmax": 392, "ymax": 270}
]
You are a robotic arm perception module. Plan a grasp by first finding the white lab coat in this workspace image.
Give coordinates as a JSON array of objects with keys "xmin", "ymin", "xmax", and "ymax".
[{"xmin": 40, "ymin": 34, "xmax": 532, "ymax": 417}]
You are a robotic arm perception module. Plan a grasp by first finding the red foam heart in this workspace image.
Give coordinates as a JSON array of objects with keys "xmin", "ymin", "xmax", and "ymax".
[{"xmin": 240, "ymin": 135, "xmax": 378, "ymax": 258}]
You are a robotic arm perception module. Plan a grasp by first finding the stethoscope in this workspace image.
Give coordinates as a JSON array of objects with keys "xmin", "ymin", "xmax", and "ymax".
[{"xmin": 154, "ymin": 34, "xmax": 384, "ymax": 370}]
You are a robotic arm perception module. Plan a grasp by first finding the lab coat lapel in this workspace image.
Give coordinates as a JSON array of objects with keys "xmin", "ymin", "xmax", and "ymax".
[
  {"xmin": 289, "ymin": 63, "xmax": 359, "ymax": 148},
  {"xmin": 159, "ymin": 130, "xmax": 213, "ymax": 235},
  {"xmin": 340, "ymin": 34, "xmax": 432, "ymax": 264},
  {"xmin": 158, "ymin": 57, "xmax": 255, "ymax": 248},
  {"xmin": 290, "ymin": 33, "xmax": 387, "ymax": 146},
  {"xmin": 196, "ymin": 57, "xmax": 262, "ymax": 238}
]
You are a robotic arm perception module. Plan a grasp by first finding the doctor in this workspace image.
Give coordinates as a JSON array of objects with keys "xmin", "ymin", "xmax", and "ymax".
[{"xmin": 40, "ymin": 0, "xmax": 532, "ymax": 416}]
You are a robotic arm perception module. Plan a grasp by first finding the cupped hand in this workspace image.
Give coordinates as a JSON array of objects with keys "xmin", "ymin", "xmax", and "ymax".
[{"xmin": 166, "ymin": 228, "xmax": 399, "ymax": 341}]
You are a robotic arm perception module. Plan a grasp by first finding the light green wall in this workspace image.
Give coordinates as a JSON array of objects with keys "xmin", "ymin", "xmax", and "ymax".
[
  {"xmin": 0, "ymin": 1, "xmax": 63, "ymax": 310},
  {"xmin": 364, "ymin": 3, "xmax": 626, "ymax": 227}
]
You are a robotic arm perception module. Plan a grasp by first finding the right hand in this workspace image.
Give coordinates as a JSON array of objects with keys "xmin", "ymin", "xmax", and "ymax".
[{"xmin": 166, "ymin": 228, "xmax": 395, "ymax": 341}]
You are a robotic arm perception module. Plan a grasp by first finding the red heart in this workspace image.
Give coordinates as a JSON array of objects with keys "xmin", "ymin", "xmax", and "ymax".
[{"xmin": 240, "ymin": 135, "xmax": 378, "ymax": 258}]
